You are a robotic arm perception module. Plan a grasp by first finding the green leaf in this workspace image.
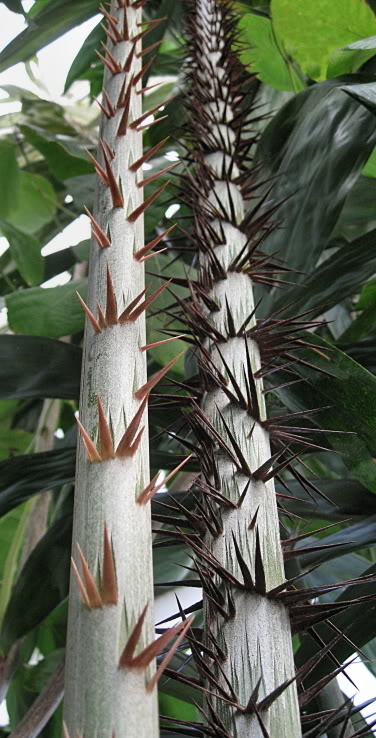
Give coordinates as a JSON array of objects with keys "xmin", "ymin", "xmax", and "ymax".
[
  {"xmin": 298, "ymin": 517, "xmax": 376, "ymax": 567},
  {"xmin": 6, "ymin": 279, "xmax": 87, "ymax": 338},
  {"xmin": 0, "ymin": 448, "xmax": 76, "ymax": 517},
  {"xmin": 0, "ymin": 220, "xmax": 43, "ymax": 286},
  {"xmin": 238, "ymin": 13, "xmax": 304, "ymax": 91},
  {"xmin": 65, "ymin": 20, "xmax": 105, "ymax": 92},
  {"xmin": 0, "ymin": 140, "xmax": 20, "ymax": 219},
  {"xmin": 258, "ymin": 78, "xmax": 376, "ymax": 285},
  {"xmin": 278, "ymin": 334, "xmax": 376, "ymax": 492},
  {"xmin": 0, "ymin": 514, "xmax": 72, "ymax": 652},
  {"xmin": 339, "ymin": 303, "xmax": 376, "ymax": 342},
  {"xmin": 21, "ymin": 124, "xmax": 93, "ymax": 182},
  {"xmin": 272, "ymin": 229, "xmax": 376, "ymax": 319},
  {"xmin": 0, "ymin": 336, "xmax": 81, "ymax": 401},
  {"xmin": 272, "ymin": 0, "xmax": 376, "ymax": 80},
  {"xmin": 0, "ymin": 429, "xmax": 32, "ymax": 460},
  {"xmin": 1, "ymin": 0, "xmax": 24, "ymax": 13},
  {"xmin": 0, "ymin": 0, "xmax": 100, "ymax": 74},
  {"xmin": 6, "ymin": 172, "xmax": 57, "ymax": 235},
  {"xmin": 327, "ymin": 36, "xmax": 376, "ymax": 78}
]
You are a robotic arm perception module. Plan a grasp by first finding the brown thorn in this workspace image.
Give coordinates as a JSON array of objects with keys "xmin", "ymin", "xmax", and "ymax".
[
  {"xmin": 128, "ymin": 181, "xmax": 169, "ymax": 223},
  {"xmin": 136, "ymin": 81, "xmax": 163, "ymax": 96},
  {"xmin": 100, "ymin": 41, "xmax": 123, "ymax": 73},
  {"xmin": 139, "ymin": 333, "xmax": 186, "ymax": 352},
  {"xmin": 131, "ymin": 55, "xmax": 156, "ymax": 88},
  {"xmin": 130, "ymin": 97, "xmax": 174, "ymax": 130},
  {"xmin": 137, "ymin": 454, "xmax": 193, "ymax": 505},
  {"xmin": 138, "ymin": 246, "xmax": 168, "ymax": 262},
  {"xmin": 136, "ymin": 114, "xmax": 168, "ymax": 132},
  {"xmin": 86, "ymin": 149, "xmax": 109, "ymax": 184},
  {"xmin": 136, "ymin": 39, "xmax": 163, "ymax": 58},
  {"xmin": 97, "ymin": 395, "xmax": 114, "ymax": 460},
  {"xmin": 97, "ymin": 302, "xmax": 108, "ymax": 331},
  {"xmin": 100, "ymin": 21, "xmax": 118, "ymax": 45},
  {"xmin": 119, "ymin": 604, "xmax": 149, "ymax": 668},
  {"xmin": 135, "ymin": 352, "xmax": 184, "ymax": 401},
  {"xmin": 105, "ymin": 265, "xmax": 118, "ymax": 326},
  {"xmin": 137, "ymin": 161, "xmax": 178, "ymax": 188},
  {"xmin": 95, "ymin": 49, "xmax": 119, "ymax": 76},
  {"xmin": 116, "ymin": 73, "xmax": 133, "ymax": 109},
  {"xmin": 146, "ymin": 618, "xmax": 193, "ymax": 693},
  {"xmin": 127, "ymin": 619, "xmax": 186, "ymax": 669},
  {"xmin": 102, "ymin": 89, "xmax": 116, "ymax": 117},
  {"xmin": 134, "ymin": 224, "xmax": 175, "ymax": 260},
  {"xmin": 102, "ymin": 138, "xmax": 115, "ymax": 161},
  {"xmin": 100, "ymin": 140, "xmax": 124, "ymax": 208},
  {"xmin": 123, "ymin": 44, "xmax": 135, "ymax": 72},
  {"xmin": 76, "ymin": 292, "xmax": 102, "ymax": 334},
  {"xmin": 117, "ymin": 97, "xmax": 131, "ymax": 136},
  {"xmin": 115, "ymin": 396, "xmax": 148, "ymax": 457},
  {"xmin": 94, "ymin": 94, "xmax": 114, "ymax": 120},
  {"xmin": 71, "ymin": 557, "xmax": 91, "ymax": 608},
  {"xmin": 119, "ymin": 279, "xmax": 171, "ymax": 322},
  {"xmin": 119, "ymin": 286, "xmax": 148, "ymax": 321},
  {"xmin": 77, "ymin": 544, "xmax": 103, "ymax": 608},
  {"xmin": 102, "ymin": 523, "xmax": 118, "ymax": 605},
  {"xmin": 84, "ymin": 206, "xmax": 111, "ymax": 248},
  {"xmin": 129, "ymin": 136, "xmax": 170, "ymax": 172},
  {"xmin": 76, "ymin": 418, "xmax": 102, "ymax": 463},
  {"xmin": 127, "ymin": 426, "xmax": 145, "ymax": 457}
]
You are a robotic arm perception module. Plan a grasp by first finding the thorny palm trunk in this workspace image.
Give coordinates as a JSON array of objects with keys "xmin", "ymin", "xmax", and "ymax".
[
  {"xmin": 63, "ymin": 2, "xmax": 159, "ymax": 736},
  {"xmin": 185, "ymin": 1, "xmax": 301, "ymax": 735}
]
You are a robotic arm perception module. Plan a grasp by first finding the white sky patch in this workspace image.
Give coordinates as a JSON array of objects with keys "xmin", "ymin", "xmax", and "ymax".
[
  {"xmin": 0, "ymin": 236, "xmax": 9, "ymax": 257},
  {"xmin": 165, "ymin": 203, "xmax": 180, "ymax": 218},
  {"xmin": 165, "ymin": 150, "xmax": 180, "ymax": 161},
  {"xmin": 41, "ymin": 271, "xmax": 71, "ymax": 289},
  {"xmin": 41, "ymin": 214, "xmax": 90, "ymax": 256}
]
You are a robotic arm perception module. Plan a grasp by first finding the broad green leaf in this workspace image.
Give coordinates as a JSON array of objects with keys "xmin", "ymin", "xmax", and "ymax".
[
  {"xmin": 6, "ymin": 172, "xmax": 57, "ymax": 235},
  {"xmin": 1, "ymin": 0, "xmax": 24, "ymax": 12},
  {"xmin": 0, "ymin": 502, "xmax": 33, "ymax": 625},
  {"xmin": 327, "ymin": 36, "xmax": 376, "ymax": 78},
  {"xmin": 271, "ymin": 229, "xmax": 376, "ymax": 318},
  {"xmin": 0, "ymin": 140, "xmax": 20, "ymax": 219},
  {"xmin": 363, "ymin": 146, "xmax": 376, "ymax": 177},
  {"xmin": 0, "ymin": 0, "xmax": 100, "ymax": 74},
  {"xmin": 0, "ymin": 514, "xmax": 72, "ymax": 652},
  {"xmin": 298, "ymin": 517, "xmax": 376, "ymax": 567},
  {"xmin": 64, "ymin": 20, "xmax": 105, "ymax": 92},
  {"xmin": 339, "ymin": 303, "xmax": 376, "ymax": 342},
  {"xmin": 0, "ymin": 220, "xmax": 43, "ymax": 286},
  {"xmin": 341, "ymin": 80, "xmax": 376, "ymax": 114},
  {"xmin": 257, "ymin": 78, "xmax": 376, "ymax": 285},
  {"xmin": 0, "ymin": 336, "xmax": 81, "ymax": 401},
  {"xmin": 6, "ymin": 278, "xmax": 87, "ymax": 338},
  {"xmin": 238, "ymin": 13, "xmax": 304, "ymax": 91},
  {"xmin": 278, "ymin": 334, "xmax": 376, "ymax": 492},
  {"xmin": 0, "ymin": 448, "xmax": 76, "ymax": 517},
  {"xmin": 295, "ymin": 562, "xmax": 376, "ymax": 683},
  {"xmin": 21, "ymin": 124, "xmax": 93, "ymax": 182},
  {"xmin": 0, "ymin": 429, "xmax": 32, "ymax": 460},
  {"xmin": 272, "ymin": 0, "xmax": 376, "ymax": 80}
]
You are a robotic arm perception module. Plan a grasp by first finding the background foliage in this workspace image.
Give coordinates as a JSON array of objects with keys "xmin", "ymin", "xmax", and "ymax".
[{"xmin": 1, "ymin": 0, "xmax": 376, "ymax": 734}]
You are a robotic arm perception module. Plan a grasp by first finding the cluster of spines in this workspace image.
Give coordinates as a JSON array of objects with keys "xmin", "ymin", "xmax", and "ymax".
[{"xmin": 144, "ymin": 1, "xmax": 376, "ymax": 737}]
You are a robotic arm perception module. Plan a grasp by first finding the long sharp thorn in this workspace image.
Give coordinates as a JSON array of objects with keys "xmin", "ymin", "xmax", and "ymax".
[
  {"xmin": 135, "ymin": 224, "xmax": 176, "ymax": 261},
  {"xmin": 102, "ymin": 523, "xmax": 118, "ymax": 605},
  {"xmin": 77, "ymin": 544, "xmax": 103, "ymax": 608},
  {"xmin": 137, "ymin": 454, "xmax": 193, "ymax": 505},
  {"xmin": 146, "ymin": 618, "xmax": 193, "ymax": 693},
  {"xmin": 137, "ymin": 39, "xmax": 163, "ymax": 58},
  {"xmin": 100, "ymin": 141, "xmax": 124, "ymax": 208},
  {"xmin": 117, "ymin": 73, "xmax": 133, "ymax": 109},
  {"xmin": 131, "ymin": 56, "xmax": 156, "ymax": 88},
  {"xmin": 95, "ymin": 49, "xmax": 119, "ymax": 76},
  {"xmin": 129, "ymin": 618, "xmax": 191, "ymax": 670},
  {"xmin": 62, "ymin": 722, "xmax": 71, "ymax": 738},
  {"xmin": 119, "ymin": 280, "xmax": 171, "ymax": 322},
  {"xmin": 136, "ymin": 114, "xmax": 168, "ymax": 132},
  {"xmin": 119, "ymin": 604, "xmax": 149, "ymax": 668},
  {"xmin": 84, "ymin": 206, "xmax": 111, "ymax": 248},
  {"xmin": 127, "ymin": 426, "xmax": 145, "ymax": 457},
  {"xmin": 105, "ymin": 266, "xmax": 118, "ymax": 325},
  {"xmin": 122, "ymin": 4, "xmax": 129, "ymax": 40},
  {"xmin": 71, "ymin": 557, "xmax": 91, "ymax": 608},
  {"xmin": 86, "ymin": 150, "xmax": 109, "ymax": 184},
  {"xmin": 129, "ymin": 136, "xmax": 170, "ymax": 172},
  {"xmin": 120, "ymin": 286, "xmax": 148, "ymax": 321},
  {"xmin": 135, "ymin": 352, "xmax": 184, "ymax": 400},
  {"xmin": 139, "ymin": 333, "xmax": 186, "ymax": 352},
  {"xmin": 76, "ymin": 418, "xmax": 102, "ymax": 463},
  {"xmin": 115, "ymin": 396, "xmax": 148, "ymax": 457},
  {"xmin": 97, "ymin": 303, "xmax": 107, "ymax": 331},
  {"xmin": 137, "ymin": 162, "xmax": 178, "ymax": 188},
  {"xmin": 76, "ymin": 292, "xmax": 102, "ymax": 334},
  {"xmin": 100, "ymin": 41, "xmax": 123, "ymax": 73},
  {"xmin": 123, "ymin": 44, "xmax": 135, "ymax": 72},
  {"xmin": 130, "ymin": 97, "xmax": 175, "ymax": 130},
  {"xmin": 97, "ymin": 395, "xmax": 114, "ymax": 460},
  {"xmin": 100, "ymin": 21, "xmax": 117, "ymax": 46},
  {"xmin": 128, "ymin": 182, "xmax": 170, "ymax": 223},
  {"xmin": 117, "ymin": 97, "xmax": 131, "ymax": 136},
  {"xmin": 102, "ymin": 89, "xmax": 116, "ymax": 117}
]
